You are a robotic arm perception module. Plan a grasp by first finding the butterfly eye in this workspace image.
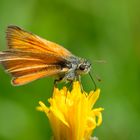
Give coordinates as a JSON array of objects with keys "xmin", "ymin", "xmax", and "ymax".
[{"xmin": 79, "ymin": 64, "xmax": 85, "ymax": 71}]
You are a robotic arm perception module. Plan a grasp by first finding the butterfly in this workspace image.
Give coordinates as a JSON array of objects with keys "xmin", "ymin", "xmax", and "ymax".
[{"xmin": 0, "ymin": 25, "xmax": 92, "ymax": 86}]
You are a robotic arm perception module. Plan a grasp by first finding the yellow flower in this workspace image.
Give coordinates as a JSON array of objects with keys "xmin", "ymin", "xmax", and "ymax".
[{"xmin": 37, "ymin": 81, "xmax": 103, "ymax": 140}]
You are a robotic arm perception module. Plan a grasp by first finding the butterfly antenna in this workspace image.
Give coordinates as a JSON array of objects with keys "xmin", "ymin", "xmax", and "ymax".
[
  {"xmin": 89, "ymin": 72, "xmax": 97, "ymax": 90},
  {"xmin": 93, "ymin": 60, "xmax": 106, "ymax": 63}
]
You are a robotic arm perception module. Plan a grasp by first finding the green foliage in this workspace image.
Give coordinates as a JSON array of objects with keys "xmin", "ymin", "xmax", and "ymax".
[{"xmin": 0, "ymin": 0, "xmax": 140, "ymax": 140}]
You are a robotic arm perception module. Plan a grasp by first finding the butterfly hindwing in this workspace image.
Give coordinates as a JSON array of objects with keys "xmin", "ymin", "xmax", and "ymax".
[
  {"xmin": 12, "ymin": 65, "xmax": 64, "ymax": 86},
  {"xmin": 0, "ymin": 50, "xmax": 69, "ymax": 85}
]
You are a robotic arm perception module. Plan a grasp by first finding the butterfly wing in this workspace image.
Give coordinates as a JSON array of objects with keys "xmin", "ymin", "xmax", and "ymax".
[
  {"xmin": 6, "ymin": 25, "xmax": 72, "ymax": 57},
  {"xmin": 0, "ymin": 25, "xmax": 74, "ymax": 85},
  {"xmin": 12, "ymin": 66, "xmax": 64, "ymax": 86},
  {"xmin": 0, "ymin": 50, "xmax": 69, "ymax": 85}
]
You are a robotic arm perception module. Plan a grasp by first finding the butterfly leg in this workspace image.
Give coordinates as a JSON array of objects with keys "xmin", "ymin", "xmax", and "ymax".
[
  {"xmin": 77, "ymin": 75, "xmax": 84, "ymax": 93},
  {"xmin": 52, "ymin": 79, "xmax": 59, "ymax": 96},
  {"xmin": 54, "ymin": 79, "xmax": 58, "ymax": 88},
  {"xmin": 64, "ymin": 81, "xmax": 73, "ymax": 103}
]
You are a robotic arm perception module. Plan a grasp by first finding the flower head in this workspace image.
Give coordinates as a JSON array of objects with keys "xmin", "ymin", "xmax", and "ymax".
[{"xmin": 37, "ymin": 81, "xmax": 103, "ymax": 140}]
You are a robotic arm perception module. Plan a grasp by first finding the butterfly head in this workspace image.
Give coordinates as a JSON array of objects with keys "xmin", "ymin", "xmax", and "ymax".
[{"xmin": 76, "ymin": 58, "xmax": 91, "ymax": 75}]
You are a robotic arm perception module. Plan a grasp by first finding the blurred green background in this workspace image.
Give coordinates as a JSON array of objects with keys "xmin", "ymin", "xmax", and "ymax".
[{"xmin": 0, "ymin": 0, "xmax": 140, "ymax": 140}]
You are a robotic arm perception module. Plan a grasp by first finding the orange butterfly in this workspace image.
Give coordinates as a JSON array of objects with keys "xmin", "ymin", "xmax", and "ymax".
[{"xmin": 0, "ymin": 26, "xmax": 91, "ymax": 86}]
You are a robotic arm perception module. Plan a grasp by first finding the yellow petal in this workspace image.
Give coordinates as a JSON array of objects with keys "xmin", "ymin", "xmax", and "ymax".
[{"xmin": 88, "ymin": 89, "xmax": 100, "ymax": 108}]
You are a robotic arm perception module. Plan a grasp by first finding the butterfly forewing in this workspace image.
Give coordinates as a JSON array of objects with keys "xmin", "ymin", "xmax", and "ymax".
[{"xmin": 7, "ymin": 26, "xmax": 72, "ymax": 57}]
